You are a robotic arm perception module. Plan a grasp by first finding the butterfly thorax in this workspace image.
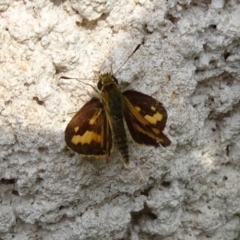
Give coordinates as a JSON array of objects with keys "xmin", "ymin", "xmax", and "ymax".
[
  {"xmin": 98, "ymin": 73, "xmax": 124, "ymax": 116},
  {"xmin": 98, "ymin": 73, "xmax": 129, "ymax": 164}
]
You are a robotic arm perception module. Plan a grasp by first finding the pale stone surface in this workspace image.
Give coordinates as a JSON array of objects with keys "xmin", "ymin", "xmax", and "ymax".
[{"xmin": 0, "ymin": 0, "xmax": 240, "ymax": 239}]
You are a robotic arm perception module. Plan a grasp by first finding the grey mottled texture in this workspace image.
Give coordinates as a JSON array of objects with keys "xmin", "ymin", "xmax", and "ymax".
[{"xmin": 0, "ymin": 0, "xmax": 240, "ymax": 239}]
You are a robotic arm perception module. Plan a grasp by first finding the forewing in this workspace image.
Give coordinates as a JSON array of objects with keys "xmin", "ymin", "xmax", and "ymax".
[
  {"xmin": 65, "ymin": 98, "xmax": 112, "ymax": 159},
  {"xmin": 123, "ymin": 90, "xmax": 171, "ymax": 147}
]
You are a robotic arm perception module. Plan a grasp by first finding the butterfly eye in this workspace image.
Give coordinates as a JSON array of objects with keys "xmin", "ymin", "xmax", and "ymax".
[
  {"xmin": 112, "ymin": 76, "xmax": 118, "ymax": 84},
  {"xmin": 97, "ymin": 81, "xmax": 102, "ymax": 90}
]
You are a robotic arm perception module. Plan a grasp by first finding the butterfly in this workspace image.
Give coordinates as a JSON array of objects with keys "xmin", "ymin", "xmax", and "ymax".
[{"xmin": 65, "ymin": 71, "xmax": 171, "ymax": 165}]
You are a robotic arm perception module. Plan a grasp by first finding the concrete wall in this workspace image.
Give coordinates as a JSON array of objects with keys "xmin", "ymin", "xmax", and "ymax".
[{"xmin": 0, "ymin": 0, "xmax": 240, "ymax": 239}]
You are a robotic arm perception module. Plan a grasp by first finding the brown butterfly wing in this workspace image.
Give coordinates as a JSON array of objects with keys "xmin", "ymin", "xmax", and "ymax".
[
  {"xmin": 65, "ymin": 97, "xmax": 112, "ymax": 160},
  {"xmin": 123, "ymin": 90, "xmax": 171, "ymax": 147}
]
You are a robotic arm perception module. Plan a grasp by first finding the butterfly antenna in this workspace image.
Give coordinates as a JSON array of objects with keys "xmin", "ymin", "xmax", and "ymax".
[
  {"xmin": 114, "ymin": 43, "xmax": 142, "ymax": 76},
  {"xmin": 60, "ymin": 75, "xmax": 99, "ymax": 93},
  {"xmin": 111, "ymin": 62, "xmax": 114, "ymax": 75}
]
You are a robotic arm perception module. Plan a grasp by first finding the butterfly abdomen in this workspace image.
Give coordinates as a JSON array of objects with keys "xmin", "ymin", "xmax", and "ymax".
[{"xmin": 111, "ymin": 117, "xmax": 129, "ymax": 164}]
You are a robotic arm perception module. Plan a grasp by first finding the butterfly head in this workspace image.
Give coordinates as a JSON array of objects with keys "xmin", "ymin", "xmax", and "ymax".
[{"xmin": 97, "ymin": 73, "xmax": 118, "ymax": 90}]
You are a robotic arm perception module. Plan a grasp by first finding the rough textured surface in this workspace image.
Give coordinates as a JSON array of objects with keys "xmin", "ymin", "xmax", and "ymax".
[{"xmin": 0, "ymin": 0, "xmax": 240, "ymax": 239}]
